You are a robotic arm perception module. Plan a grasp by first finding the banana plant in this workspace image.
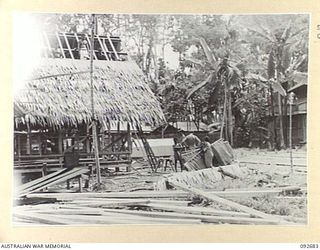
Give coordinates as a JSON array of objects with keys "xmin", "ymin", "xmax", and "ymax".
[
  {"xmin": 247, "ymin": 20, "xmax": 308, "ymax": 148},
  {"xmin": 185, "ymin": 36, "xmax": 242, "ymax": 146}
]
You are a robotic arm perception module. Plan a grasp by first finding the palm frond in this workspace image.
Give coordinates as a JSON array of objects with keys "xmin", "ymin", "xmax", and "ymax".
[
  {"xmin": 199, "ymin": 37, "xmax": 217, "ymax": 64},
  {"xmin": 247, "ymin": 28, "xmax": 275, "ymax": 43},
  {"xmin": 186, "ymin": 72, "xmax": 214, "ymax": 99}
]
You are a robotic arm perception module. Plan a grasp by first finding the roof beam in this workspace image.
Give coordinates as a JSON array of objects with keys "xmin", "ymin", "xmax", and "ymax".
[
  {"xmin": 107, "ymin": 36, "xmax": 120, "ymax": 60},
  {"xmin": 97, "ymin": 35, "xmax": 109, "ymax": 61},
  {"xmin": 63, "ymin": 33, "xmax": 74, "ymax": 59},
  {"xmin": 55, "ymin": 32, "xmax": 66, "ymax": 58}
]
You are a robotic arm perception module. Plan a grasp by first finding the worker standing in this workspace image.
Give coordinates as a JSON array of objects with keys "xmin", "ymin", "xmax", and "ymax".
[
  {"xmin": 201, "ymin": 136, "xmax": 214, "ymax": 168},
  {"xmin": 173, "ymin": 138, "xmax": 185, "ymax": 171}
]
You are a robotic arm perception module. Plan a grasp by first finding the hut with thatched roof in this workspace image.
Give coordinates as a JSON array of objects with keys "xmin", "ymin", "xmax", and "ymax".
[{"xmin": 14, "ymin": 32, "xmax": 165, "ymax": 176}]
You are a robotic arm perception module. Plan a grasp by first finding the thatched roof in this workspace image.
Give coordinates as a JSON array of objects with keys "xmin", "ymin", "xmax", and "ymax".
[{"xmin": 14, "ymin": 59, "xmax": 165, "ymax": 128}]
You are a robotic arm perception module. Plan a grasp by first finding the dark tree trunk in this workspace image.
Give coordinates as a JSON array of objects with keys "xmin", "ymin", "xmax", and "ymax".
[
  {"xmin": 269, "ymin": 87, "xmax": 277, "ymax": 150},
  {"xmin": 227, "ymin": 87, "xmax": 233, "ymax": 146}
]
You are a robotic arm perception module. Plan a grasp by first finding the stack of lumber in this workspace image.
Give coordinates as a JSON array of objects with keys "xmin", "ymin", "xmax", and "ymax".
[
  {"xmin": 13, "ymin": 185, "xmax": 306, "ymax": 225},
  {"xmin": 16, "ymin": 168, "xmax": 89, "ymax": 197}
]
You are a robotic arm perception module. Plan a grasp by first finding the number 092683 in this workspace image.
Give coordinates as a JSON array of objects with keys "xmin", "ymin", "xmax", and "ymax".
[{"xmin": 300, "ymin": 244, "xmax": 319, "ymax": 248}]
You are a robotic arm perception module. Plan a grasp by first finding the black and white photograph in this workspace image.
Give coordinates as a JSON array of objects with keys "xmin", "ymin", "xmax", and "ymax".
[{"xmin": 13, "ymin": 13, "xmax": 309, "ymax": 226}]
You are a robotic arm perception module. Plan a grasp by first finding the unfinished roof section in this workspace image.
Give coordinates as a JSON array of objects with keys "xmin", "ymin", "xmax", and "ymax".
[
  {"xmin": 42, "ymin": 32, "xmax": 127, "ymax": 61},
  {"xmin": 14, "ymin": 58, "xmax": 165, "ymax": 128}
]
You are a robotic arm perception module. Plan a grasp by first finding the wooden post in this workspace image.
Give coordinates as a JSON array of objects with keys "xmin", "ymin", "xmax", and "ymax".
[
  {"xmin": 58, "ymin": 131, "xmax": 63, "ymax": 154},
  {"xmin": 59, "ymin": 156, "xmax": 63, "ymax": 169},
  {"xmin": 26, "ymin": 123, "xmax": 31, "ymax": 155},
  {"xmin": 288, "ymin": 92, "xmax": 295, "ymax": 173},
  {"xmin": 89, "ymin": 164, "xmax": 93, "ymax": 176},
  {"xmin": 92, "ymin": 121, "xmax": 101, "ymax": 183},
  {"xmin": 111, "ymin": 134, "xmax": 115, "ymax": 152},
  {"xmin": 17, "ymin": 133, "xmax": 21, "ymax": 158},
  {"xmin": 127, "ymin": 122, "xmax": 132, "ymax": 172},
  {"xmin": 86, "ymin": 124, "xmax": 91, "ymax": 154},
  {"xmin": 78, "ymin": 176, "xmax": 83, "ymax": 193},
  {"xmin": 38, "ymin": 133, "xmax": 42, "ymax": 156},
  {"xmin": 41, "ymin": 163, "xmax": 47, "ymax": 177},
  {"xmin": 101, "ymin": 130, "xmax": 105, "ymax": 152},
  {"xmin": 117, "ymin": 122, "xmax": 120, "ymax": 160}
]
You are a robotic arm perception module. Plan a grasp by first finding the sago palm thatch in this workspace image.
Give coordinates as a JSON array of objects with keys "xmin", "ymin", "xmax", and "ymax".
[{"xmin": 14, "ymin": 59, "xmax": 166, "ymax": 128}]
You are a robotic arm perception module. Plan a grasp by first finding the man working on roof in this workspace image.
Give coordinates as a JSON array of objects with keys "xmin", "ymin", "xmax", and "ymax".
[{"xmin": 181, "ymin": 133, "xmax": 201, "ymax": 149}]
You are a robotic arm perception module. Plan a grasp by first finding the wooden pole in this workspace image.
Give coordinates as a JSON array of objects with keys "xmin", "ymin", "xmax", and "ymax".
[
  {"xmin": 38, "ymin": 133, "xmax": 42, "ymax": 156},
  {"xmin": 17, "ymin": 134, "xmax": 21, "ymax": 158},
  {"xmin": 90, "ymin": 14, "xmax": 101, "ymax": 184},
  {"xmin": 127, "ymin": 122, "xmax": 132, "ymax": 172},
  {"xmin": 26, "ymin": 123, "xmax": 31, "ymax": 155},
  {"xmin": 58, "ymin": 131, "xmax": 63, "ymax": 154},
  {"xmin": 289, "ymin": 92, "xmax": 294, "ymax": 173},
  {"xmin": 86, "ymin": 125, "xmax": 90, "ymax": 154}
]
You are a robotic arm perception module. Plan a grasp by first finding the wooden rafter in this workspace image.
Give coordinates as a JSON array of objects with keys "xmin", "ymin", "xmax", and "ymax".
[
  {"xmin": 55, "ymin": 32, "xmax": 66, "ymax": 58},
  {"xmin": 63, "ymin": 33, "xmax": 74, "ymax": 59},
  {"xmin": 97, "ymin": 35, "xmax": 109, "ymax": 60},
  {"xmin": 107, "ymin": 36, "xmax": 120, "ymax": 60}
]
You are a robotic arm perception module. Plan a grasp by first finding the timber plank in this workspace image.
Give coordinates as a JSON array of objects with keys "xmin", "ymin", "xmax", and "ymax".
[
  {"xmin": 20, "ymin": 168, "xmax": 89, "ymax": 196},
  {"xmin": 146, "ymin": 203, "xmax": 251, "ymax": 218},
  {"xmin": 13, "ymin": 211, "xmax": 67, "ymax": 225},
  {"xmin": 16, "ymin": 168, "xmax": 67, "ymax": 193},
  {"xmin": 25, "ymin": 186, "xmax": 303, "ymax": 200},
  {"xmin": 169, "ymin": 180, "xmax": 286, "ymax": 223},
  {"xmin": 18, "ymin": 168, "xmax": 81, "ymax": 195},
  {"xmin": 14, "ymin": 211, "xmax": 201, "ymax": 225},
  {"xmin": 101, "ymin": 208, "xmax": 282, "ymax": 225}
]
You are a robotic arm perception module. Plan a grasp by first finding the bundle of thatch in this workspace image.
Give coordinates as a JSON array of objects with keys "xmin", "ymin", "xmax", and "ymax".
[{"xmin": 14, "ymin": 59, "xmax": 165, "ymax": 128}]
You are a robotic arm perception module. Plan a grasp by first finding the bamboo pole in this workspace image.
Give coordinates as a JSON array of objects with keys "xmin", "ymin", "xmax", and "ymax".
[{"xmin": 90, "ymin": 14, "xmax": 101, "ymax": 184}]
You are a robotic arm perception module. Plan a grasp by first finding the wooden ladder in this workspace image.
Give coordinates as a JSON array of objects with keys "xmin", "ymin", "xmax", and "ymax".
[{"xmin": 137, "ymin": 127, "xmax": 158, "ymax": 172}]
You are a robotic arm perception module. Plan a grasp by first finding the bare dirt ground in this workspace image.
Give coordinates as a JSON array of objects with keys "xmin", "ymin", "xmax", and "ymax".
[
  {"xmin": 63, "ymin": 148, "xmax": 307, "ymax": 218},
  {"xmin": 15, "ymin": 148, "xmax": 307, "ymax": 225}
]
